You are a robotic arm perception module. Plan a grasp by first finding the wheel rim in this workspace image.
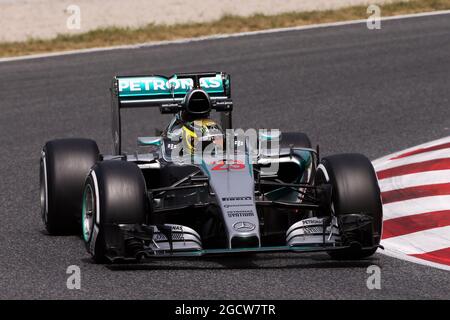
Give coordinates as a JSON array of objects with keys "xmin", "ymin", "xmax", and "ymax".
[
  {"xmin": 82, "ymin": 184, "xmax": 95, "ymax": 242},
  {"xmin": 40, "ymin": 156, "xmax": 48, "ymax": 225}
]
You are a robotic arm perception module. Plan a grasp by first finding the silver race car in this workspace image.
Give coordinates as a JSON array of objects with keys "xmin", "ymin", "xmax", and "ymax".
[{"xmin": 40, "ymin": 72, "xmax": 383, "ymax": 263}]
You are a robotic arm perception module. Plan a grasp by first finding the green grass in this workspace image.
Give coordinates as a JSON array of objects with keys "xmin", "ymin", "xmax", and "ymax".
[{"xmin": 1, "ymin": 0, "xmax": 449, "ymax": 58}]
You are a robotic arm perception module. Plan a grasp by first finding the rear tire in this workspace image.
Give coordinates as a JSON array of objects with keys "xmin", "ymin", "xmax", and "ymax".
[
  {"xmin": 316, "ymin": 153, "xmax": 383, "ymax": 260},
  {"xmin": 83, "ymin": 160, "xmax": 147, "ymax": 263},
  {"xmin": 40, "ymin": 138, "xmax": 99, "ymax": 235}
]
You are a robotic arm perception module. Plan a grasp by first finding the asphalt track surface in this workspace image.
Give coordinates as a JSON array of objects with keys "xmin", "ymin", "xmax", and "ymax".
[{"xmin": 1, "ymin": 14, "xmax": 449, "ymax": 299}]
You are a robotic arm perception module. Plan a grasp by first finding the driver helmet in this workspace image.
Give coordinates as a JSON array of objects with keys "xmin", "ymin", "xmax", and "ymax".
[{"xmin": 181, "ymin": 119, "xmax": 224, "ymax": 154}]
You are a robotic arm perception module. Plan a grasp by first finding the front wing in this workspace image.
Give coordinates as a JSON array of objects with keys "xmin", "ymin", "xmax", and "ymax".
[{"xmin": 101, "ymin": 216, "xmax": 382, "ymax": 262}]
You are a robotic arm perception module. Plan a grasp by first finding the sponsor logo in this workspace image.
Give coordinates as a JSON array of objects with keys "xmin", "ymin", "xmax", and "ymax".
[
  {"xmin": 170, "ymin": 225, "xmax": 183, "ymax": 231},
  {"xmin": 118, "ymin": 76, "xmax": 222, "ymax": 93},
  {"xmin": 224, "ymin": 204, "xmax": 253, "ymax": 208},
  {"xmin": 301, "ymin": 218, "xmax": 324, "ymax": 225},
  {"xmin": 227, "ymin": 210, "xmax": 255, "ymax": 218},
  {"xmin": 222, "ymin": 196, "xmax": 252, "ymax": 201},
  {"xmin": 233, "ymin": 221, "xmax": 256, "ymax": 232}
]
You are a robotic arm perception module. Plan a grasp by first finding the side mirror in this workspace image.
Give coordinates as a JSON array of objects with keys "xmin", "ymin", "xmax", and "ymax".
[
  {"xmin": 137, "ymin": 137, "xmax": 162, "ymax": 147},
  {"xmin": 160, "ymin": 104, "xmax": 181, "ymax": 114}
]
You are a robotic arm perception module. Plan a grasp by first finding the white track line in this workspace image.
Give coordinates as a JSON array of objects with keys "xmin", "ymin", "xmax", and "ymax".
[
  {"xmin": 381, "ymin": 226, "xmax": 450, "ymax": 255},
  {"xmin": 378, "ymin": 170, "xmax": 450, "ymax": 192},
  {"xmin": 381, "ymin": 247, "xmax": 450, "ymax": 271},
  {"xmin": 373, "ymin": 148, "xmax": 450, "ymax": 171},
  {"xmin": 1, "ymin": 10, "xmax": 450, "ymax": 63},
  {"xmin": 383, "ymin": 195, "xmax": 450, "ymax": 220},
  {"xmin": 372, "ymin": 136, "xmax": 450, "ymax": 166}
]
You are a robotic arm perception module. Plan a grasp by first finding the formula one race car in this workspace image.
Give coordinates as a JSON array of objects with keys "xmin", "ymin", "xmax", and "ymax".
[{"xmin": 40, "ymin": 72, "xmax": 383, "ymax": 263}]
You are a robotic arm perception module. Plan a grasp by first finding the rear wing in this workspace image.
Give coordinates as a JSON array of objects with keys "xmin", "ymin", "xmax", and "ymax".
[{"xmin": 110, "ymin": 72, "xmax": 232, "ymax": 155}]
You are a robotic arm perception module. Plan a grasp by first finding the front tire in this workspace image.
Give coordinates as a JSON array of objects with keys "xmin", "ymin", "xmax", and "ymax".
[
  {"xmin": 316, "ymin": 153, "xmax": 383, "ymax": 260},
  {"xmin": 83, "ymin": 160, "xmax": 147, "ymax": 263}
]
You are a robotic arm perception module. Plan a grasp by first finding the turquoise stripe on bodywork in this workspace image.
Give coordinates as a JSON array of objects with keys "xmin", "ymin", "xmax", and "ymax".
[
  {"xmin": 246, "ymin": 152, "xmax": 253, "ymax": 178},
  {"xmin": 199, "ymin": 159, "xmax": 210, "ymax": 177}
]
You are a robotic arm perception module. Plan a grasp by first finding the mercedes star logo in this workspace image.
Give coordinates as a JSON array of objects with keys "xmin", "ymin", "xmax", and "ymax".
[{"xmin": 233, "ymin": 221, "xmax": 256, "ymax": 232}]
